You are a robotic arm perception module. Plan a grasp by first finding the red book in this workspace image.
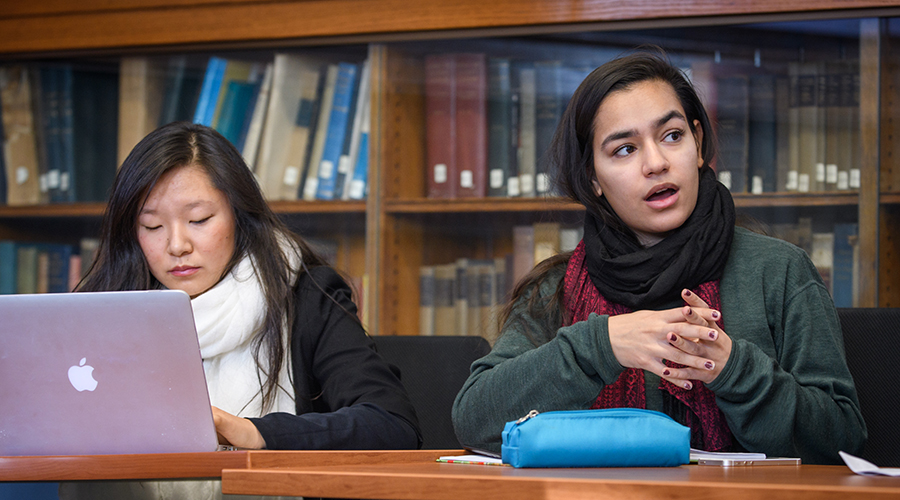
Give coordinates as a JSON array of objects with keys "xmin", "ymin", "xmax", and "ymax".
[
  {"xmin": 454, "ymin": 53, "xmax": 488, "ymax": 198},
  {"xmin": 425, "ymin": 54, "xmax": 457, "ymax": 198}
]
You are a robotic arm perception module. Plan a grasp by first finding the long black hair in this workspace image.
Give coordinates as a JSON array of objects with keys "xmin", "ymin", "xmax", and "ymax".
[
  {"xmin": 80, "ymin": 121, "xmax": 328, "ymax": 412},
  {"xmin": 498, "ymin": 49, "xmax": 716, "ymax": 340}
]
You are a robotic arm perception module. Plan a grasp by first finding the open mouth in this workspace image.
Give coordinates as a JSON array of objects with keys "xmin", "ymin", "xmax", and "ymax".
[{"xmin": 646, "ymin": 187, "xmax": 676, "ymax": 202}]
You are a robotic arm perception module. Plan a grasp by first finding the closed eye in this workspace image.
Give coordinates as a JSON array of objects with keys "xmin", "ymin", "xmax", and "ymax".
[
  {"xmin": 191, "ymin": 216, "xmax": 212, "ymax": 225},
  {"xmin": 142, "ymin": 225, "xmax": 162, "ymax": 231}
]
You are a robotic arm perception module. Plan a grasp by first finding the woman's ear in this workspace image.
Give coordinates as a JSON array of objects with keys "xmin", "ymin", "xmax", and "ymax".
[
  {"xmin": 693, "ymin": 119, "xmax": 704, "ymax": 168},
  {"xmin": 591, "ymin": 177, "xmax": 603, "ymax": 197}
]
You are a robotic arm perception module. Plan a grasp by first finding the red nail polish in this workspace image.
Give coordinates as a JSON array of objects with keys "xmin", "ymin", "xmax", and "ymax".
[
  {"xmin": 709, "ymin": 330, "xmax": 716, "ymax": 340},
  {"xmin": 669, "ymin": 333, "xmax": 677, "ymax": 342},
  {"xmin": 712, "ymin": 310, "xmax": 720, "ymax": 319},
  {"xmin": 705, "ymin": 361, "xmax": 713, "ymax": 370},
  {"xmin": 684, "ymin": 290, "xmax": 692, "ymax": 297},
  {"xmin": 684, "ymin": 382, "xmax": 692, "ymax": 390},
  {"xmin": 663, "ymin": 369, "xmax": 671, "ymax": 376}
]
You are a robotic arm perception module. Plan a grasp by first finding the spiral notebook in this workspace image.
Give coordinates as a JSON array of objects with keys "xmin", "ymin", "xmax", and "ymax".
[{"xmin": 0, "ymin": 290, "xmax": 220, "ymax": 456}]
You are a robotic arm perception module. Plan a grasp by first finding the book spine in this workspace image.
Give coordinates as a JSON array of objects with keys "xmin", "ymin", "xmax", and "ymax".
[
  {"xmin": 748, "ymin": 74, "xmax": 776, "ymax": 194},
  {"xmin": 516, "ymin": 64, "xmax": 536, "ymax": 197},
  {"xmin": 240, "ymin": 62, "xmax": 273, "ymax": 169},
  {"xmin": 419, "ymin": 265, "xmax": 436, "ymax": 336},
  {"xmin": 534, "ymin": 61, "xmax": 562, "ymax": 195},
  {"xmin": 346, "ymin": 64, "xmax": 371, "ymax": 200},
  {"xmin": 455, "ymin": 53, "xmax": 488, "ymax": 198},
  {"xmin": 316, "ymin": 62, "xmax": 358, "ymax": 200},
  {"xmin": 487, "ymin": 58, "xmax": 511, "ymax": 197},
  {"xmin": 192, "ymin": 57, "xmax": 226, "ymax": 126},
  {"xmin": 433, "ymin": 263, "xmax": 457, "ymax": 337},
  {"xmin": 303, "ymin": 64, "xmax": 338, "ymax": 201},
  {"xmin": 715, "ymin": 74, "xmax": 749, "ymax": 193},
  {"xmin": 0, "ymin": 66, "xmax": 42, "ymax": 206},
  {"xmin": 832, "ymin": 223, "xmax": 858, "ymax": 307},
  {"xmin": 425, "ymin": 54, "xmax": 457, "ymax": 199},
  {"xmin": 0, "ymin": 241, "xmax": 17, "ymax": 294},
  {"xmin": 340, "ymin": 59, "xmax": 370, "ymax": 200},
  {"xmin": 56, "ymin": 66, "xmax": 75, "ymax": 202}
]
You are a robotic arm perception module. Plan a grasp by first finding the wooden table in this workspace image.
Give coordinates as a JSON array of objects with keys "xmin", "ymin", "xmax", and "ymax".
[{"xmin": 219, "ymin": 450, "xmax": 900, "ymax": 500}]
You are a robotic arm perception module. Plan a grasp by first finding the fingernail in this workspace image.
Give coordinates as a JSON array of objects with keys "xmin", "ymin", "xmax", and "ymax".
[
  {"xmin": 685, "ymin": 308, "xmax": 693, "ymax": 316},
  {"xmin": 709, "ymin": 330, "xmax": 717, "ymax": 340},
  {"xmin": 684, "ymin": 290, "xmax": 692, "ymax": 297},
  {"xmin": 663, "ymin": 369, "xmax": 671, "ymax": 376},
  {"xmin": 711, "ymin": 310, "xmax": 720, "ymax": 319},
  {"xmin": 705, "ymin": 361, "xmax": 714, "ymax": 370},
  {"xmin": 684, "ymin": 382, "xmax": 693, "ymax": 390},
  {"xmin": 668, "ymin": 333, "xmax": 677, "ymax": 342}
]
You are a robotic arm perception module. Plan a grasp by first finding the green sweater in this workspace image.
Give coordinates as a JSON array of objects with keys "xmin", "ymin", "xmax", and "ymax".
[{"xmin": 452, "ymin": 227, "xmax": 866, "ymax": 464}]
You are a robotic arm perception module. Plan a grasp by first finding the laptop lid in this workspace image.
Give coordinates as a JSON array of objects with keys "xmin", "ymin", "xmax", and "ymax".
[{"xmin": 0, "ymin": 290, "xmax": 220, "ymax": 456}]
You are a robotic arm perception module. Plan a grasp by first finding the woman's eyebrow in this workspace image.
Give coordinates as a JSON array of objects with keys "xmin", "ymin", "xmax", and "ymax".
[{"xmin": 599, "ymin": 110, "xmax": 687, "ymax": 150}]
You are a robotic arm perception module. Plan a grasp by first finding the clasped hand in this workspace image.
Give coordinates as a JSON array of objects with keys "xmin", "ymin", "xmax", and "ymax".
[{"xmin": 607, "ymin": 289, "xmax": 732, "ymax": 389}]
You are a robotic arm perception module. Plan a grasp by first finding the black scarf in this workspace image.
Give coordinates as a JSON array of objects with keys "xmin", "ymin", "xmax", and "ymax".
[{"xmin": 583, "ymin": 165, "xmax": 736, "ymax": 310}]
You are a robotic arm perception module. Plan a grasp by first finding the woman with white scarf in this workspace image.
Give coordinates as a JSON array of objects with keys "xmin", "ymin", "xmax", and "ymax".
[{"xmin": 61, "ymin": 122, "xmax": 420, "ymax": 499}]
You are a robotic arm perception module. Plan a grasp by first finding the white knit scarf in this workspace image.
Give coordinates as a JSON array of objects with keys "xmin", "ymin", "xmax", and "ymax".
[{"xmin": 191, "ymin": 237, "xmax": 301, "ymax": 418}]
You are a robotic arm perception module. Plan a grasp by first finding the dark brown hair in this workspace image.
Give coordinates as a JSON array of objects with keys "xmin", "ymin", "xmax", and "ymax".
[
  {"xmin": 498, "ymin": 49, "xmax": 716, "ymax": 340},
  {"xmin": 79, "ymin": 121, "xmax": 328, "ymax": 412}
]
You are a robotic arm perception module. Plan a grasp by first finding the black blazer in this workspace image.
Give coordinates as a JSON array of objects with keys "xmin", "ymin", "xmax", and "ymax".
[{"xmin": 248, "ymin": 266, "xmax": 422, "ymax": 449}]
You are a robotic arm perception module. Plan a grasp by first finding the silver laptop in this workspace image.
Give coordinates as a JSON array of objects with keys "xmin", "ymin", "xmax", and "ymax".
[{"xmin": 0, "ymin": 290, "xmax": 220, "ymax": 456}]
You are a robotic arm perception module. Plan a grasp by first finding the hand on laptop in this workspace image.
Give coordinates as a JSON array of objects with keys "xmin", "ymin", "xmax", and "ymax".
[{"xmin": 212, "ymin": 406, "xmax": 267, "ymax": 449}]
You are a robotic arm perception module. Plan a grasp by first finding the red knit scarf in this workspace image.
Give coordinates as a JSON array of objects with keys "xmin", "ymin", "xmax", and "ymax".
[{"xmin": 564, "ymin": 240, "xmax": 733, "ymax": 451}]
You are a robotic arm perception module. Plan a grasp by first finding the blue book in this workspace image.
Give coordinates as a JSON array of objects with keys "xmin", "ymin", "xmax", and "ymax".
[
  {"xmin": 315, "ymin": 62, "xmax": 358, "ymax": 200},
  {"xmin": 192, "ymin": 57, "xmax": 227, "ymax": 126},
  {"xmin": 38, "ymin": 66, "xmax": 63, "ymax": 203},
  {"xmin": 0, "ymin": 241, "xmax": 17, "ymax": 294},
  {"xmin": 42, "ymin": 243, "xmax": 74, "ymax": 293},
  {"xmin": 215, "ymin": 80, "xmax": 257, "ymax": 148},
  {"xmin": 832, "ymin": 223, "xmax": 858, "ymax": 308},
  {"xmin": 0, "ymin": 99, "xmax": 7, "ymax": 205}
]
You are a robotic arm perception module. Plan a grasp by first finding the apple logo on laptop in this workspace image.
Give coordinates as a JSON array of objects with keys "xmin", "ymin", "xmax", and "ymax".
[{"xmin": 68, "ymin": 358, "xmax": 98, "ymax": 392}]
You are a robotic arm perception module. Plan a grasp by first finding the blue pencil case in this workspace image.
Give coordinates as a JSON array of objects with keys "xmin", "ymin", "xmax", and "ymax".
[{"xmin": 501, "ymin": 408, "xmax": 690, "ymax": 468}]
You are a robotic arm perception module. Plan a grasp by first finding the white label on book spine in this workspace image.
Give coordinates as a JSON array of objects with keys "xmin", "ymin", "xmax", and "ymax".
[
  {"xmin": 319, "ymin": 160, "xmax": 334, "ymax": 179},
  {"xmin": 507, "ymin": 176, "xmax": 520, "ymax": 197},
  {"xmin": 60, "ymin": 172, "xmax": 69, "ymax": 191},
  {"xmin": 520, "ymin": 174, "xmax": 534, "ymax": 195},
  {"xmin": 303, "ymin": 178, "xmax": 319, "ymax": 199},
  {"xmin": 39, "ymin": 173, "xmax": 48, "ymax": 193},
  {"xmin": 826, "ymin": 164, "xmax": 838, "ymax": 184},
  {"xmin": 849, "ymin": 169, "xmax": 861, "ymax": 189},
  {"xmin": 338, "ymin": 155, "xmax": 352, "ymax": 174},
  {"xmin": 490, "ymin": 169, "xmax": 503, "ymax": 188},
  {"xmin": 48, "ymin": 169, "xmax": 60, "ymax": 189},
  {"xmin": 798, "ymin": 173, "xmax": 810, "ymax": 193},
  {"xmin": 15, "ymin": 166, "xmax": 28, "ymax": 185},
  {"xmin": 433, "ymin": 164, "xmax": 447, "ymax": 184},
  {"xmin": 816, "ymin": 162, "xmax": 826, "ymax": 182},
  {"xmin": 751, "ymin": 175, "xmax": 763, "ymax": 194},
  {"xmin": 283, "ymin": 166, "xmax": 300, "ymax": 186},
  {"xmin": 460, "ymin": 170, "xmax": 473, "ymax": 189},
  {"xmin": 837, "ymin": 171, "xmax": 849, "ymax": 190},
  {"xmin": 349, "ymin": 180, "xmax": 365, "ymax": 199},
  {"xmin": 718, "ymin": 171, "xmax": 732, "ymax": 190},
  {"xmin": 786, "ymin": 170, "xmax": 799, "ymax": 191},
  {"xmin": 536, "ymin": 173, "xmax": 550, "ymax": 193}
]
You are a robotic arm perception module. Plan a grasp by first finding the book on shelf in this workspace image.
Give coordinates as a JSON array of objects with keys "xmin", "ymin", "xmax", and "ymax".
[
  {"xmin": 454, "ymin": 53, "xmax": 488, "ymax": 198},
  {"xmin": 73, "ymin": 62, "xmax": 119, "ymax": 203},
  {"xmin": 0, "ymin": 65, "xmax": 42, "ymax": 206},
  {"xmin": 774, "ymin": 75, "xmax": 792, "ymax": 192},
  {"xmin": 748, "ymin": 73, "xmax": 777, "ymax": 194},
  {"xmin": 117, "ymin": 57, "xmax": 165, "ymax": 167},
  {"xmin": 0, "ymin": 240, "xmax": 17, "ymax": 294},
  {"xmin": 419, "ymin": 265, "xmax": 436, "ymax": 336},
  {"xmin": 210, "ymin": 60, "xmax": 255, "ymax": 130},
  {"xmin": 192, "ymin": 57, "xmax": 227, "ymax": 127},
  {"xmin": 791, "ymin": 61, "xmax": 821, "ymax": 193},
  {"xmin": 432, "ymin": 263, "xmax": 457, "ymax": 337},
  {"xmin": 302, "ymin": 64, "xmax": 339, "ymax": 201},
  {"xmin": 533, "ymin": 222, "xmax": 561, "ymax": 265},
  {"xmin": 345, "ymin": 77, "xmax": 371, "ymax": 200},
  {"xmin": 832, "ymin": 223, "xmax": 858, "ymax": 307},
  {"xmin": 35, "ymin": 65, "xmax": 63, "ymax": 203},
  {"xmin": 810, "ymin": 231, "xmax": 834, "ymax": 294},
  {"xmin": 0, "ymin": 106, "xmax": 6, "ymax": 205},
  {"xmin": 715, "ymin": 73, "xmax": 749, "ymax": 193},
  {"xmin": 215, "ymin": 76, "xmax": 259, "ymax": 151},
  {"xmin": 338, "ymin": 59, "xmax": 371, "ymax": 200},
  {"xmin": 511, "ymin": 224, "xmax": 535, "ymax": 287},
  {"xmin": 1, "ymin": 240, "xmax": 82, "ymax": 294},
  {"xmin": 240, "ymin": 61, "xmax": 273, "ymax": 170},
  {"xmin": 315, "ymin": 61, "xmax": 359, "ymax": 200},
  {"xmin": 534, "ymin": 60, "xmax": 563, "ymax": 196},
  {"xmin": 822, "ymin": 62, "xmax": 843, "ymax": 192},
  {"xmin": 515, "ymin": 62, "xmax": 536, "ymax": 197},
  {"xmin": 158, "ymin": 55, "xmax": 204, "ymax": 127},
  {"xmin": 839, "ymin": 62, "xmax": 861, "ymax": 191},
  {"xmin": 487, "ymin": 57, "xmax": 514, "ymax": 198},
  {"xmin": 254, "ymin": 53, "xmax": 323, "ymax": 200},
  {"xmin": 425, "ymin": 53, "xmax": 457, "ymax": 199}
]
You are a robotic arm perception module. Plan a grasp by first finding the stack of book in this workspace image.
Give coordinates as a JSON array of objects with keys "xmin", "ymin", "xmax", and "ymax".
[
  {"xmin": 0, "ymin": 63, "xmax": 119, "ymax": 205},
  {"xmin": 0, "ymin": 53, "xmax": 372, "ymax": 206},
  {"xmin": 0, "ymin": 238, "xmax": 98, "ymax": 294},
  {"xmin": 424, "ymin": 53, "xmax": 592, "ymax": 200}
]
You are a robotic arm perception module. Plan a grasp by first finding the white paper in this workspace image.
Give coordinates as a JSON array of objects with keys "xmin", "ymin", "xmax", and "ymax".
[{"xmin": 840, "ymin": 451, "xmax": 900, "ymax": 477}]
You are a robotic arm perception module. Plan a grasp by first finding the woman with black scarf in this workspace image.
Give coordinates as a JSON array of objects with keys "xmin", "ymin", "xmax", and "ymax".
[{"xmin": 451, "ymin": 50, "xmax": 865, "ymax": 464}]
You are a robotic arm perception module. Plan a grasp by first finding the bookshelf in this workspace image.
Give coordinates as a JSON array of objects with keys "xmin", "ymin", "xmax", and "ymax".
[{"xmin": 1, "ymin": 1, "xmax": 899, "ymax": 337}]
